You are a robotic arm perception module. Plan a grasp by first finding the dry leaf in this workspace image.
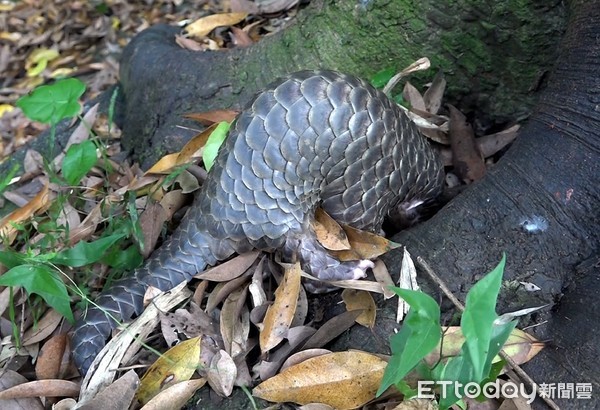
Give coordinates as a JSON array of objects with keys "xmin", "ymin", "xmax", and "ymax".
[
  {"xmin": 184, "ymin": 110, "xmax": 239, "ymax": 125},
  {"xmin": 0, "ymin": 182, "xmax": 50, "ymax": 243},
  {"xmin": 159, "ymin": 189, "xmax": 186, "ymax": 220},
  {"xmin": 301, "ymin": 310, "xmax": 362, "ymax": 350},
  {"xmin": 260, "ymin": 262, "xmax": 302, "ymax": 352},
  {"xmin": 77, "ymin": 370, "xmax": 139, "ymax": 410},
  {"xmin": 477, "ymin": 124, "xmax": 520, "ymax": 158},
  {"xmin": 206, "ymin": 349, "xmax": 237, "ymax": 397},
  {"xmin": 403, "ymin": 82, "xmax": 426, "ymax": 112},
  {"xmin": 372, "ymin": 259, "xmax": 396, "ymax": 299},
  {"xmin": 0, "ymin": 379, "xmax": 79, "ymax": 399},
  {"xmin": 35, "ymin": 334, "xmax": 68, "ymax": 380},
  {"xmin": 448, "ymin": 104, "xmax": 486, "ymax": 183},
  {"xmin": 397, "ymin": 248, "xmax": 419, "ymax": 321},
  {"xmin": 220, "ymin": 286, "xmax": 250, "ymax": 358},
  {"xmin": 253, "ymin": 351, "xmax": 386, "ymax": 409},
  {"xmin": 341, "ymin": 289, "xmax": 376, "ymax": 328},
  {"xmin": 423, "ymin": 70, "xmax": 446, "ymax": 115},
  {"xmin": 138, "ymin": 201, "xmax": 168, "ymax": 258},
  {"xmin": 140, "ymin": 378, "xmax": 206, "ymax": 410},
  {"xmin": 332, "ymin": 224, "xmax": 400, "ymax": 261},
  {"xmin": 313, "ymin": 207, "xmax": 351, "ymax": 251},
  {"xmin": 281, "ymin": 349, "xmax": 331, "ymax": 372},
  {"xmin": 195, "ymin": 251, "xmax": 260, "ymax": 281},
  {"xmin": 0, "ymin": 370, "xmax": 44, "ymax": 409},
  {"xmin": 22, "ymin": 308, "xmax": 63, "ymax": 346},
  {"xmin": 185, "ymin": 13, "xmax": 248, "ymax": 39},
  {"xmin": 137, "ymin": 337, "xmax": 202, "ymax": 405}
]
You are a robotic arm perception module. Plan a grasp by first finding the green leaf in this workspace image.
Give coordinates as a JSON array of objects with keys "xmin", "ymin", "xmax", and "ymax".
[
  {"xmin": 0, "ymin": 163, "xmax": 19, "ymax": 196},
  {"xmin": 101, "ymin": 244, "xmax": 143, "ymax": 270},
  {"xmin": 51, "ymin": 233, "xmax": 126, "ymax": 267},
  {"xmin": 377, "ymin": 288, "xmax": 441, "ymax": 396},
  {"xmin": 460, "ymin": 254, "xmax": 506, "ymax": 380},
  {"xmin": 16, "ymin": 78, "xmax": 86, "ymax": 124},
  {"xmin": 0, "ymin": 264, "xmax": 74, "ymax": 323},
  {"xmin": 0, "ymin": 250, "xmax": 28, "ymax": 270},
  {"xmin": 370, "ymin": 67, "xmax": 396, "ymax": 89},
  {"xmin": 202, "ymin": 121, "xmax": 230, "ymax": 171},
  {"xmin": 62, "ymin": 140, "xmax": 98, "ymax": 186}
]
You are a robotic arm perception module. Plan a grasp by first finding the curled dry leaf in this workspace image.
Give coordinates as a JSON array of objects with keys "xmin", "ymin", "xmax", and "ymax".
[
  {"xmin": 137, "ymin": 337, "xmax": 202, "ymax": 405},
  {"xmin": 281, "ymin": 348, "xmax": 331, "ymax": 372},
  {"xmin": 403, "ymin": 82, "xmax": 426, "ymax": 112},
  {"xmin": 341, "ymin": 289, "xmax": 376, "ymax": 328},
  {"xmin": 253, "ymin": 351, "xmax": 387, "ymax": 409},
  {"xmin": 397, "ymin": 247, "xmax": 419, "ymax": 321},
  {"xmin": 185, "ymin": 13, "xmax": 248, "ymax": 39},
  {"xmin": 423, "ymin": 70, "xmax": 446, "ymax": 115},
  {"xmin": 372, "ymin": 259, "xmax": 396, "ymax": 299},
  {"xmin": 139, "ymin": 201, "xmax": 168, "ymax": 258},
  {"xmin": 260, "ymin": 262, "xmax": 302, "ymax": 352},
  {"xmin": 301, "ymin": 310, "xmax": 362, "ymax": 351}
]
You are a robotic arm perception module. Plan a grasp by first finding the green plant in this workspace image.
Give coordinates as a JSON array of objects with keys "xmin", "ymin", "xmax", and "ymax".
[{"xmin": 378, "ymin": 254, "xmax": 516, "ymax": 409}]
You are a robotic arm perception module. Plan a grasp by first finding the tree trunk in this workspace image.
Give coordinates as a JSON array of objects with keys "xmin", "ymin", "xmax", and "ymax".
[{"xmin": 116, "ymin": 0, "xmax": 565, "ymax": 168}]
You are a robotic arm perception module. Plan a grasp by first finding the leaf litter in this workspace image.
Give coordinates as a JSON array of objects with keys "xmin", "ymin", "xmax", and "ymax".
[{"xmin": 0, "ymin": 18, "xmax": 534, "ymax": 407}]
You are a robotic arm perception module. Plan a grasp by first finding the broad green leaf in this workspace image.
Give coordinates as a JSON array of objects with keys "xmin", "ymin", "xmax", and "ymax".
[
  {"xmin": 0, "ymin": 250, "xmax": 27, "ymax": 269},
  {"xmin": 482, "ymin": 319, "xmax": 517, "ymax": 378},
  {"xmin": 370, "ymin": 68, "xmax": 396, "ymax": 89},
  {"xmin": 377, "ymin": 288, "xmax": 441, "ymax": 396},
  {"xmin": 101, "ymin": 244, "xmax": 143, "ymax": 270},
  {"xmin": 460, "ymin": 254, "xmax": 506, "ymax": 380},
  {"xmin": 202, "ymin": 121, "xmax": 229, "ymax": 171},
  {"xmin": 62, "ymin": 140, "xmax": 98, "ymax": 186},
  {"xmin": 0, "ymin": 264, "xmax": 73, "ymax": 323},
  {"xmin": 16, "ymin": 78, "xmax": 86, "ymax": 124},
  {"xmin": 51, "ymin": 233, "xmax": 126, "ymax": 267}
]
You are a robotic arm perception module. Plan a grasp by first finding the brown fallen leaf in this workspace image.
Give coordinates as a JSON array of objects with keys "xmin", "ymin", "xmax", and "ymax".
[
  {"xmin": 341, "ymin": 289, "xmax": 376, "ymax": 328},
  {"xmin": 220, "ymin": 286, "xmax": 250, "ymax": 358},
  {"xmin": 260, "ymin": 262, "xmax": 302, "ymax": 352},
  {"xmin": 448, "ymin": 104, "xmax": 486, "ymax": 183},
  {"xmin": 195, "ymin": 251, "xmax": 260, "ymax": 281},
  {"xmin": 0, "ymin": 182, "xmax": 50, "ymax": 243},
  {"xmin": 35, "ymin": 334, "xmax": 69, "ymax": 380},
  {"xmin": 0, "ymin": 379, "xmax": 80, "ymax": 399},
  {"xmin": 0, "ymin": 370, "xmax": 44, "ymax": 410},
  {"xmin": 206, "ymin": 349, "xmax": 237, "ymax": 397},
  {"xmin": 332, "ymin": 224, "xmax": 400, "ymax": 261},
  {"xmin": 138, "ymin": 201, "xmax": 168, "ymax": 258},
  {"xmin": 22, "ymin": 308, "xmax": 63, "ymax": 346},
  {"xmin": 77, "ymin": 370, "xmax": 139, "ymax": 410},
  {"xmin": 281, "ymin": 348, "xmax": 331, "ymax": 372},
  {"xmin": 301, "ymin": 310, "xmax": 362, "ymax": 350},
  {"xmin": 403, "ymin": 82, "xmax": 426, "ymax": 112},
  {"xmin": 477, "ymin": 124, "xmax": 520, "ymax": 158},
  {"xmin": 423, "ymin": 70, "xmax": 446, "ymax": 115},
  {"xmin": 185, "ymin": 13, "xmax": 248, "ymax": 39},
  {"xmin": 313, "ymin": 207, "xmax": 351, "ymax": 251},
  {"xmin": 136, "ymin": 337, "xmax": 202, "ymax": 405},
  {"xmin": 253, "ymin": 351, "xmax": 387, "ymax": 409},
  {"xmin": 184, "ymin": 110, "xmax": 239, "ymax": 126}
]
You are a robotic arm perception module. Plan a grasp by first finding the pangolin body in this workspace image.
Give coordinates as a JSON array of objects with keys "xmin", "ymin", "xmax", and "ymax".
[{"xmin": 71, "ymin": 70, "xmax": 444, "ymax": 374}]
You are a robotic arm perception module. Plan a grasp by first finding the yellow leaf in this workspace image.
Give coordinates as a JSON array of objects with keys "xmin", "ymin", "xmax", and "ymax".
[
  {"xmin": 0, "ymin": 104, "xmax": 14, "ymax": 117},
  {"xmin": 313, "ymin": 207, "xmax": 351, "ymax": 251},
  {"xmin": 185, "ymin": 13, "xmax": 248, "ymax": 39},
  {"xmin": 341, "ymin": 289, "xmax": 376, "ymax": 328},
  {"xmin": 50, "ymin": 67, "xmax": 76, "ymax": 78},
  {"xmin": 144, "ymin": 153, "xmax": 180, "ymax": 175},
  {"xmin": 184, "ymin": 109, "xmax": 239, "ymax": 125},
  {"xmin": 136, "ymin": 336, "xmax": 202, "ymax": 405},
  {"xmin": 0, "ymin": 183, "xmax": 50, "ymax": 244},
  {"xmin": 260, "ymin": 262, "xmax": 301, "ymax": 352},
  {"xmin": 141, "ymin": 378, "xmax": 206, "ymax": 410},
  {"xmin": 332, "ymin": 224, "xmax": 401, "ymax": 261},
  {"xmin": 0, "ymin": 32, "xmax": 20, "ymax": 42},
  {"xmin": 26, "ymin": 48, "xmax": 59, "ymax": 77},
  {"xmin": 177, "ymin": 123, "xmax": 219, "ymax": 165},
  {"xmin": 253, "ymin": 351, "xmax": 386, "ymax": 409}
]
